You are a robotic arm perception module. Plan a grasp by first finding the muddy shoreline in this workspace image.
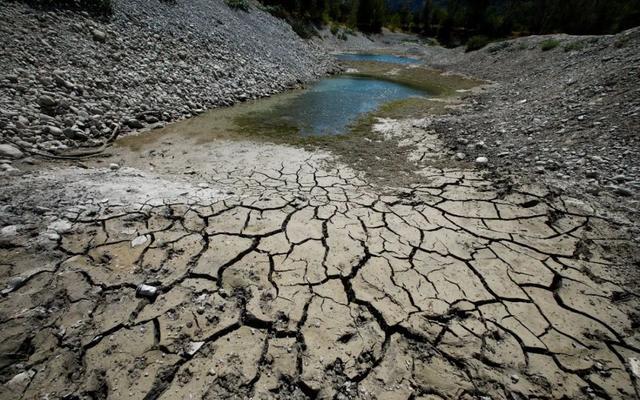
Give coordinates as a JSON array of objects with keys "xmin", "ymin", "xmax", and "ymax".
[{"xmin": 0, "ymin": 0, "xmax": 336, "ymax": 156}]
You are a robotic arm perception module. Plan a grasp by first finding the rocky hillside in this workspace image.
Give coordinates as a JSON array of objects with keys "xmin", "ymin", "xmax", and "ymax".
[
  {"xmin": 421, "ymin": 29, "xmax": 640, "ymax": 222},
  {"xmin": 0, "ymin": 0, "xmax": 335, "ymax": 155}
]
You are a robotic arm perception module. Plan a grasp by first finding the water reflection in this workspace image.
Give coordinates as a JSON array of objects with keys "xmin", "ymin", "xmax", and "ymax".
[{"xmin": 336, "ymin": 53, "xmax": 421, "ymax": 64}]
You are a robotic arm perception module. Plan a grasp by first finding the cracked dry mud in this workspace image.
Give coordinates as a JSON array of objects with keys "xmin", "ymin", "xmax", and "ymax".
[{"xmin": 2, "ymin": 120, "xmax": 640, "ymax": 400}]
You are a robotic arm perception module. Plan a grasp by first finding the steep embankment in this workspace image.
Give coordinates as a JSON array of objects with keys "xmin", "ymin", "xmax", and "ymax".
[
  {"xmin": 0, "ymin": 0, "xmax": 335, "ymax": 155},
  {"xmin": 420, "ymin": 30, "xmax": 640, "ymax": 223}
]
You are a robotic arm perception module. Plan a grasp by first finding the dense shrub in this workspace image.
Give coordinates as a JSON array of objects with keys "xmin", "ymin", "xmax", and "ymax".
[
  {"xmin": 487, "ymin": 41, "xmax": 510, "ymax": 53},
  {"xmin": 225, "ymin": 0, "xmax": 249, "ymax": 11},
  {"xmin": 465, "ymin": 35, "xmax": 490, "ymax": 52},
  {"xmin": 261, "ymin": 4, "xmax": 317, "ymax": 39},
  {"xmin": 17, "ymin": 0, "xmax": 113, "ymax": 17},
  {"xmin": 614, "ymin": 35, "xmax": 631, "ymax": 48},
  {"xmin": 540, "ymin": 39, "xmax": 560, "ymax": 51},
  {"xmin": 564, "ymin": 40, "xmax": 586, "ymax": 52},
  {"xmin": 290, "ymin": 20, "xmax": 315, "ymax": 39}
]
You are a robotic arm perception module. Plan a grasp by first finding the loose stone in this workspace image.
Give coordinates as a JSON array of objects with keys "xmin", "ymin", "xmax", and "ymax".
[
  {"xmin": 38, "ymin": 95, "xmax": 57, "ymax": 107},
  {"xmin": 0, "ymin": 144, "xmax": 24, "ymax": 159},
  {"xmin": 131, "ymin": 235, "xmax": 148, "ymax": 248},
  {"xmin": 136, "ymin": 284, "xmax": 159, "ymax": 299},
  {"xmin": 91, "ymin": 29, "xmax": 106, "ymax": 42}
]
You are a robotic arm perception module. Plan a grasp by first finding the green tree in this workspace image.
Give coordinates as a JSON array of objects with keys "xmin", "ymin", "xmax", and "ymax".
[
  {"xmin": 421, "ymin": 0, "xmax": 433, "ymax": 35},
  {"xmin": 357, "ymin": 0, "xmax": 385, "ymax": 33},
  {"xmin": 305, "ymin": 0, "xmax": 327, "ymax": 24},
  {"xmin": 398, "ymin": 0, "xmax": 411, "ymax": 30},
  {"xmin": 437, "ymin": 12, "xmax": 454, "ymax": 46},
  {"xmin": 411, "ymin": 9, "xmax": 421, "ymax": 32},
  {"xmin": 465, "ymin": 0, "xmax": 489, "ymax": 32},
  {"xmin": 327, "ymin": 0, "xmax": 342, "ymax": 21}
]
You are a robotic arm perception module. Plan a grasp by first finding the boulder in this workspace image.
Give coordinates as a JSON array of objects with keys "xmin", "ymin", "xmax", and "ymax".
[
  {"xmin": 0, "ymin": 144, "xmax": 24, "ymax": 159},
  {"xmin": 91, "ymin": 29, "xmax": 106, "ymax": 42}
]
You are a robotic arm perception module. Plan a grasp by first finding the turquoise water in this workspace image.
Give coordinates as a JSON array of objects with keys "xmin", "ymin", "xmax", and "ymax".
[
  {"xmin": 123, "ymin": 75, "xmax": 431, "ymax": 142},
  {"xmin": 236, "ymin": 76, "xmax": 428, "ymax": 136},
  {"xmin": 336, "ymin": 53, "xmax": 421, "ymax": 64}
]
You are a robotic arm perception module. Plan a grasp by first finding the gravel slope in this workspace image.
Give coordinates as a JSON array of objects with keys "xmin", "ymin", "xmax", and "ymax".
[
  {"xmin": 427, "ymin": 30, "xmax": 639, "ymax": 219},
  {"xmin": 0, "ymin": 0, "xmax": 335, "ymax": 155},
  {"xmin": 325, "ymin": 27, "xmax": 639, "ymax": 239}
]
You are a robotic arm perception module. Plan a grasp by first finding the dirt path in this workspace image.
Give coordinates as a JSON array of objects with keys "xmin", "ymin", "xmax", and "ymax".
[{"xmin": 2, "ymin": 109, "xmax": 639, "ymax": 399}]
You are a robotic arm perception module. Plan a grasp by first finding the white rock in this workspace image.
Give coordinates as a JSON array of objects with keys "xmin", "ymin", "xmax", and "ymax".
[
  {"xmin": 131, "ymin": 235, "xmax": 149, "ymax": 248},
  {"xmin": 475, "ymin": 156, "xmax": 489, "ymax": 165},
  {"xmin": 5, "ymin": 370, "xmax": 35, "ymax": 393},
  {"xmin": 0, "ymin": 144, "xmax": 23, "ymax": 159},
  {"xmin": 136, "ymin": 284, "xmax": 158, "ymax": 299},
  {"xmin": 47, "ymin": 219, "xmax": 73, "ymax": 234},
  {"xmin": 47, "ymin": 232, "xmax": 61, "ymax": 241},
  {"xmin": 46, "ymin": 126, "xmax": 63, "ymax": 135},
  {"xmin": 2, "ymin": 276, "xmax": 25, "ymax": 295},
  {"xmin": 1, "ymin": 225, "xmax": 18, "ymax": 237},
  {"xmin": 185, "ymin": 341, "xmax": 205, "ymax": 356},
  {"xmin": 1, "ymin": 163, "xmax": 20, "ymax": 175},
  {"xmin": 629, "ymin": 358, "xmax": 640, "ymax": 378}
]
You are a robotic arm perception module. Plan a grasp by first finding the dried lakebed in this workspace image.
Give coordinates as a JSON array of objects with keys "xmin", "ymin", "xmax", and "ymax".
[{"xmin": 1, "ymin": 60, "xmax": 639, "ymax": 400}]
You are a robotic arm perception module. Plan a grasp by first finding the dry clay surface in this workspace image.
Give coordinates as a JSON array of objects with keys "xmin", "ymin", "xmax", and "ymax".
[{"xmin": 1, "ymin": 133, "xmax": 640, "ymax": 400}]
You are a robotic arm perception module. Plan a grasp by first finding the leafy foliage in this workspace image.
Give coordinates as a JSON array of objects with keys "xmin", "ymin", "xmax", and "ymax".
[
  {"xmin": 225, "ymin": 0, "xmax": 250, "ymax": 11},
  {"xmin": 260, "ymin": 3, "xmax": 317, "ymax": 38},
  {"xmin": 486, "ymin": 40, "xmax": 510, "ymax": 53},
  {"xmin": 259, "ymin": 0, "xmax": 386, "ymax": 35},
  {"xmin": 614, "ymin": 37, "xmax": 630, "ymax": 48},
  {"xmin": 258, "ymin": 0, "xmax": 638, "ymax": 42},
  {"xmin": 563, "ymin": 40, "xmax": 586, "ymax": 52},
  {"xmin": 465, "ymin": 35, "xmax": 490, "ymax": 52},
  {"xmin": 540, "ymin": 39, "xmax": 560, "ymax": 51},
  {"xmin": 357, "ymin": 0, "xmax": 385, "ymax": 33},
  {"xmin": 397, "ymin": 0, "xmax": 640, "ymax": 48}
]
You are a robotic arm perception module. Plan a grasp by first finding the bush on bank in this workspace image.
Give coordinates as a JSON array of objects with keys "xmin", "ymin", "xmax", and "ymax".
[
  {"xmin": 465, "ymin": 35, "xmax": 491, "ymax": 52},
  {"xmin": 225, "ymin": 0, "xmax": 250, "ymax": 11},
  {"xmin": 541, "ymin": 39, "xmax": 561, "ymax": 51}
]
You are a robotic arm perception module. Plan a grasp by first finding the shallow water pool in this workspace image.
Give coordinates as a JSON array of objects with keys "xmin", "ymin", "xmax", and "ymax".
[
  {"xmin": 119, "ymin": 73, "xmax": 431, "ymax": 148},
  {"xmin": 336, "ymin": 53, "xmax": 421, "ymax": 64},
  {"xmin": 235, "ymin": 76, "xmax": 428, "ymax": 136}
]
